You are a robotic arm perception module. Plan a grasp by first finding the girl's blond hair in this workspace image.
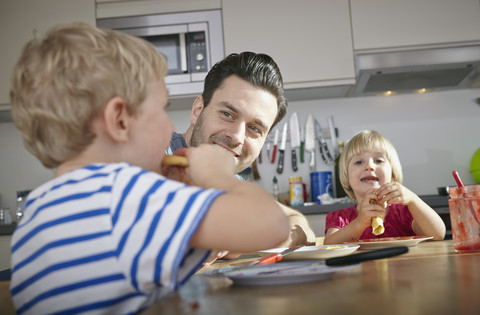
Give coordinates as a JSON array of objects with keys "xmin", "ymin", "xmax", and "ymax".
[
  {"xmin": 10, "ymin": 22, "xmax": 167, "ymax": 168},
  {"xmin": 339, "ymin": 130, "xmax": 403, "ymax": 201}
]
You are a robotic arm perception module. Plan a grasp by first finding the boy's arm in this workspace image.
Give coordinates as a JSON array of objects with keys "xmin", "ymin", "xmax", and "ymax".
[{"xmin": 186, "ymin": 144, "xmax": 290, "ymax": 253}]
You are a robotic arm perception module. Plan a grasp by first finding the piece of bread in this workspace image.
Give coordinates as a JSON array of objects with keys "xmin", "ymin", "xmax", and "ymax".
[
  {"xmin": 161, "ymin": 155, "xmax": 189, "ymax": 167},
  {"xmin": 369, "ymin": 198, "xmax": 387, "ymax": 236}
]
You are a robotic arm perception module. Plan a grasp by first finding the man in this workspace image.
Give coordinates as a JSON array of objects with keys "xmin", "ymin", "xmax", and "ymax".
[{"xmin": 167, "ymin": 52, "xmax": 316, "ymax": 249}]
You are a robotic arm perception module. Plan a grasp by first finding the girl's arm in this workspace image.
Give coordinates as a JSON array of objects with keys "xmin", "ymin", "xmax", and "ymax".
[{"xmin": 376, "ymin": 183, "xmax": 446, "ymax": 240}]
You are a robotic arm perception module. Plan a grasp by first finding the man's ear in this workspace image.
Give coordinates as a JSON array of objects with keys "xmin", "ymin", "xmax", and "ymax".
[
  {"xmin": 190, "ymin": 96, "xmax": 204, "ymax": 124},
  {"xmin": 103, "ymin": 96, "xmax": 130, "ymax": 143}
]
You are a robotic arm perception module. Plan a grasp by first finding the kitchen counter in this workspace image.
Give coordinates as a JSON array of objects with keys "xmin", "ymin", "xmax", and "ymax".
[
  {"xmin": 0, "ymin": 195, "xmax": 450, "ymax": 236},
  {"xmin": 294, "ymin": 194, "xmax": 452, "ymax": 239},
  {"xmin": 0, "ymin": 224, "xmax": 16, "ymax": 236},
  {"xmin": 292, "ymin": 194, "xmax": 449, "ymax": 215}
]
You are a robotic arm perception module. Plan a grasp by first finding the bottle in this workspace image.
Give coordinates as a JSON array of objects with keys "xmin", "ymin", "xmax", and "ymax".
[
  {"xmin": 334, "ymin": 141, "xmax": 347, "ymax": 198},
  {"xmin": 272, "ymin": 176, "xmax": 280, "ymax": 201},
  {"xmin": 289, "ymin": 176, "xmax": 305, "ymax": 206}
]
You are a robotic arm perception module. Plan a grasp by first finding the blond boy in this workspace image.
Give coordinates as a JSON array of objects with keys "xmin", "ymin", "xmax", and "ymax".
[{"xmin": 9, "ymin": 23, "xmax": 288, "ymax": 314}]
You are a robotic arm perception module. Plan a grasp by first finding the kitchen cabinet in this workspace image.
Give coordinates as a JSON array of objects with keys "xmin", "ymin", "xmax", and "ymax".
[
  {"xmin": 306, "ymin": 214, "xmax": 327, "ymax": 237},
  {"xmin": 96, "ymin": 0, "xmax": 221, "ymax": 19},
  {"xmin": 0, "ymin": 235, "xmax": 12, "ymax": 270},
  {"xmin": 221, "ymin": 0, "xmax": 355, "ymax": 90},
  {"xmin": 0, "ymin": 0, "xmax": 96, "ymax": 106},
  {"xmin": 350, "ymin": 0, "xmax": 480, "ymax": 51}
]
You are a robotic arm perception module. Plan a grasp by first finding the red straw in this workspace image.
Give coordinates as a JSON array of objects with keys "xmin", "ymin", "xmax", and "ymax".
[{"xmin": 452, "ymin": 170, "xmax": 464, "ymax": 188}]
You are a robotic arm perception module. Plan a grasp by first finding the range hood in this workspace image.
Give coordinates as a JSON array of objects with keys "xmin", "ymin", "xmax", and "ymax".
[{"xmin": 350, "ymin": 44, "xmax": 480, "ymax": 96}]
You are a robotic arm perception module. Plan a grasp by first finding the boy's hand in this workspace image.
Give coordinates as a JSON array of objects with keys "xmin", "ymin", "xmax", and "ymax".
[
  {"xmin": 161, "ymin": 148, "xmax": 193, "ymax": 185},
  {"xmin": 376, "ymin": 182, "xmax": 417, "ymax": 206}
]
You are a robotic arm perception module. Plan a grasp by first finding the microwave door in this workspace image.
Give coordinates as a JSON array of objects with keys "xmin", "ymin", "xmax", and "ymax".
[{"xmin": 120, "ymin": 25, "xmax": 191, "ymax": 79}]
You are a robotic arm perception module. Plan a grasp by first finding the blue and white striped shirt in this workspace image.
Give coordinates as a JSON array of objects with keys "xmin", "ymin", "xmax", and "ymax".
[{"xmin": 10, "ymin": 163, "xmax": 224, "ymax": 314}]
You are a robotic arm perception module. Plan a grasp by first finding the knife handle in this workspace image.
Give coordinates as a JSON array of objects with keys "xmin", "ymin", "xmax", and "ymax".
[
  {"xmin": 254, "ymin": 253, "xmax": 283, "ymax": 265},
  {"xmin": 291, "ymin": 148, "xmax": 298, "ymax": 172},
  {"xmin": 277, "ymin": 150, "xmax": 285, "ymax": 174},
  {"xmin": 300, "ymin": 141, "xmax": 305, "ymax": 163},
  {"xmin": 325, "ymin": 246, "xmax": 408, "ymax": 266},
  {"xmin": 318, "ymin": 143, "xmax": 328, "ymax": 164},
  {"xmin": 271, "ymin": 145, "xmax": 277, "ymax": 164},
  {"xmin": 322, "ymin": 142, "xmax": 333, "ymax": 163}
]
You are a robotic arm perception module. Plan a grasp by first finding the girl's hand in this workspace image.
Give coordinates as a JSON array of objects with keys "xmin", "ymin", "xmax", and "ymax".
[
  {"xmin": 376, "ymin": 182, "xmax": 417, "ymax": 206},
  {"xmin": 355, "ymin": 189, "xmax": 387, "ymax": 229}
]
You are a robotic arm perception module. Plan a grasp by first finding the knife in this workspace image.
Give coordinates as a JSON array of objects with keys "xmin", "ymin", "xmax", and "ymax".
[
  {"xmin": 328, "ymin": 115, "xmax": 339, "ymax": 160},
  {"xmin": 270, "ymin": 128, "xmax": 278, "ymax": 164},
  {"xmin": 289, "ymin": 112, "xmax": 301, "ymax": 172},
  {"xmin": 325, "ymin": 246, "xmax": 408, "ymax": 266},
  {"xmin": 314, "ymin": 119, "xmax": 333, "ymax": 164},
  {"xmin": 300, "ymin": 125, "xmax": 305, "ymax": 164},
  {"xmin": 253, "ymin": 246, "xmax": 303, "ymax": 265},
  {"xmin": 266, "ymin": 141, "xmax": 271, "ymax": 162},
  {"xmin": 305, "ymin": 114, "xmax": 316, "ymax": 172},
  {"xmin": 276, "ymin": 123, "xmax": 288, "ymax": 174}
]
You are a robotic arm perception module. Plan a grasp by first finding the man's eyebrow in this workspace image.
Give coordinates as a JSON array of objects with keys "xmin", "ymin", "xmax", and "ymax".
[{"xmin": 220, "ymin": 102, "xmax": 270, "ymax": 132}]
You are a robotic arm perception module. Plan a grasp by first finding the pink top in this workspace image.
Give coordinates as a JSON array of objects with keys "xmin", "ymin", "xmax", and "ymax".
[{"xmin": 325, "ymin": 203, "xmax": 415, "ymax": 239}]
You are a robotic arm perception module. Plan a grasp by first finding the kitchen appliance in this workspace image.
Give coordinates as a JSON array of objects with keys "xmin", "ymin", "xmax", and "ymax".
[
  {"xmin": 97, "ymin": 10, "xmax": 224, "ymax": 96},
  {"xmin": 351, "ymin": 44, "xmax": 480, "ymax": 96}
]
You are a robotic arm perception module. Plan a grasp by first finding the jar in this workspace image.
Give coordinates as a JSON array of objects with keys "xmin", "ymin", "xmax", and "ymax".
[
  {"xmin": 448, "ymin": 184, "xmax": 480, "ymax": 252},
  {"xmin": 289, "ymin": 177, "xmax": 304, "ymax": 206}
]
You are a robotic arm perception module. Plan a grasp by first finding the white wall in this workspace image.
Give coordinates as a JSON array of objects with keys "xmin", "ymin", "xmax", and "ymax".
[{"xmin": 1, "ymin": 88, "xmax": 479, "ymax": 210}]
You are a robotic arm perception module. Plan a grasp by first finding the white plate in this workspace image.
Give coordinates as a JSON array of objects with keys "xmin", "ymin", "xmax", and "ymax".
[
  {"xmin": 201, "ymin": 261, "xmax": 358, "ymax": 286},
  {"xmin": 343, "ymin": 236, "xmax": 433, "ymax": 249},
  {"xmin": 257, "ymin": 244, "xmax": 360, "ymax": 260}
]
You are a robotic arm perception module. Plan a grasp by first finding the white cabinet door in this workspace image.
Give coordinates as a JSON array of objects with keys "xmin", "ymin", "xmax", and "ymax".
[
  {"xmin": 222, "ymin": 0, "xmax": 355, "ymax": 89},
  {"xmin": 0, "ymin": 0, "xmax": 96, "ymax": 105},
  {"xmin": 96, "ymin": 0, "xmax": 221, "ymax": 19},
  {"xmin": 351, "ymin": 0, "xmax": 480, "ymax": 51}
]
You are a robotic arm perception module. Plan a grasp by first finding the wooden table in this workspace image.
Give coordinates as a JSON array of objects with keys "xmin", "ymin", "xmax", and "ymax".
[{"xmin": 144, "ymin": 240, "xmax": 480, "ymax": 315}]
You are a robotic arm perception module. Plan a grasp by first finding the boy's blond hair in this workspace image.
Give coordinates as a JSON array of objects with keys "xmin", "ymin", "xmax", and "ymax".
[
  {"xmin": 339, "ymin": 130, "xmax": 403, "ymax": 201},
  {"xmin": 10, "ymin": 22, "xmax": 167, "ymax": 168}
]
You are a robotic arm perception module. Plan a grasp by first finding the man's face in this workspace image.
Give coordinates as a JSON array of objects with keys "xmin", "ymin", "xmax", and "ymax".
[{"xmin": 190, "ymin": 75, "xmax": 278, "ymax": 173}]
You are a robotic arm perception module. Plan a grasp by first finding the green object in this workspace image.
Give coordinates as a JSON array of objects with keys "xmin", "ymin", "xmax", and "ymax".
[
  {"xmin": 300, "ymin": 141, "xmax": 305, "ymax": 163},
  {"xmin": 471, "ymin": 147, "xmax": 480, "ymax": 184},
  {"xmin": 272, "ymin": 176, "xmax": 279, "ymax": 200}
]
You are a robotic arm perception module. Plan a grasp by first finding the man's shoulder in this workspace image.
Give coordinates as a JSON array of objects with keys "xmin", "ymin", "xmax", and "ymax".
[{"xmin": 168, "ymin": 132, "xmax": 188, "ymax": 154}]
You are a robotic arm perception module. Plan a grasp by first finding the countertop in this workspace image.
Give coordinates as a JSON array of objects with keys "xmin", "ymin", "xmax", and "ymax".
[
  {"xmin": 0, "ymin": 195, "xmax": 450, "ymax": 236},
  {"xmin": 0, "ymin": 224, "xmax": 16, "ymax": 236},
  {"xmin": 293, "ymin": 194, "xmax": 450, "ymax": 215}
]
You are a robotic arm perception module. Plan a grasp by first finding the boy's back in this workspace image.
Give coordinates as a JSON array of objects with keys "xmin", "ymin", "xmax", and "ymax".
[{"xmin": 11, "ymin": 163, "xmax": 221, "ymax": 313}]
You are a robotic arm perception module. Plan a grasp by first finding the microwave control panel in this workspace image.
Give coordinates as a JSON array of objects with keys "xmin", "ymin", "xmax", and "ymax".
[{"xmin": 187, "ymin": 32, "xmax": 207, "ymax": 73}]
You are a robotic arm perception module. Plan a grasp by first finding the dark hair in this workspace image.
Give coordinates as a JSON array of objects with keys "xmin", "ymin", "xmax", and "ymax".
[{"xmin": 202, "ymin": 52, "xmax": 287, "ymax": 130}]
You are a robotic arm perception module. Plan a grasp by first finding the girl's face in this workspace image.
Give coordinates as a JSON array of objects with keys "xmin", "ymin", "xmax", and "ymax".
[{"xmin": 347, "ymin": 150, "xmax": 393, "ymax": 201}]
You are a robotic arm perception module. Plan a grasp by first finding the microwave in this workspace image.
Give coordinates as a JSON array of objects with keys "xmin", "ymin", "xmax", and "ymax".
[{"xmin": 98, "ymin": 10, "xmax": 224, "ymax": 96}]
